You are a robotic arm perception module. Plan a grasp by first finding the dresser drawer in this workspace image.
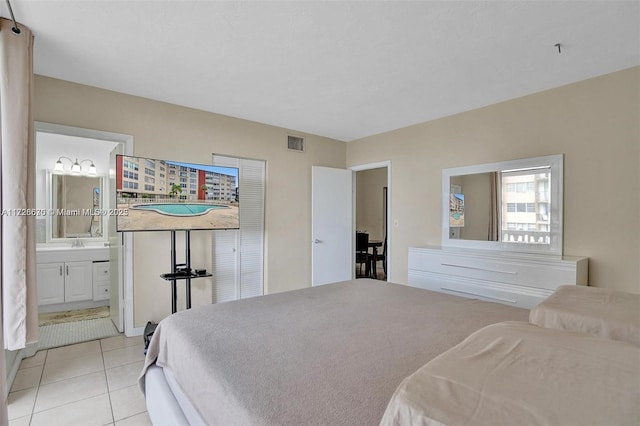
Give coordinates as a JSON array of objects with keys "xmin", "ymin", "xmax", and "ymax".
[
  {"xmin": 93, "ymin": 262, "xmax": 110, "ymax": 284},
  {"xmin": 94, "ymin": 283, "xmax": 110, "ymax": 301},
  {"xmin": 408, "ymin": 246, "xmax": 588, "ymax": 309},
  {"xmin": 408, "ymin": 269, "xmax": 548, "ymax": 308},
  {"xmin": 408, "ymin": 250, "xmax": 581, "ymax": 291}
]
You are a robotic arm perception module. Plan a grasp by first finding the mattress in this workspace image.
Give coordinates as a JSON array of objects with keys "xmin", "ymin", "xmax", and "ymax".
[
  {"xmin": 381, "ymin": 321, "xmax": 640, "ymax": 426},
  {"xmin": 144, "ymin": 364, "xmax": 188, "ymax": 426},
  {"xmin": 144, "ymin": 364, "xmax": 205, "ymax": 426},
  {"xmin": 140, "ymin": 279, "xmax": 527, "ymax": 425}
]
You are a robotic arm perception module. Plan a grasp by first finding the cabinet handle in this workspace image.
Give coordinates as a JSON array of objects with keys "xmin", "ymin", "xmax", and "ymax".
[
  {"xmin": 441, "ymin": 263, "xmax": 517, "ymax": 275},
  {"xmin": 59, "ymin": 266, "xmax": 63, "ymax": 276},
  {"xmin": 66, "ymin": 265, "xmax": 69, "ymax": 276},
  {"xmin": 440, "ymin": 287, "xmax": 517, "ymax": 304}
]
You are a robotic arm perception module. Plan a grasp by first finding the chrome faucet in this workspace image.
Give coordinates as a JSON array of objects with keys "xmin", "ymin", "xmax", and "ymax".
[{"xmin": 72, "ymin": 237, "xmax": 84, "ymax": 248}]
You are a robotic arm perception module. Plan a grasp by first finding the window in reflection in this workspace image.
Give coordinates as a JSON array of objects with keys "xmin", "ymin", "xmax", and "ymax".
[{"xmin": 500, "ymin": 168, "xmax": 551, "ymax": 244}]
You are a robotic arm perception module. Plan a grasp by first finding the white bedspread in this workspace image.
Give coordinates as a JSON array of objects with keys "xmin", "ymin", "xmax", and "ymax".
[
  {"xmin": 530, "ymin": 285, "xmax": 640, "ymax": 346},
  {"xmin": 381, "ymin": 321, "xmax": 640, "ymax": 426},
  {"xmin": 139, "ymin": 279, "xmax": 528, "ymax": 425}
]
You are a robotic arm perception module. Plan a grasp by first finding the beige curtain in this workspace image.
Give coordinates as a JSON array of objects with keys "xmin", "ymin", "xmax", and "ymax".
[
  {"xmin": 488, "ymin": 172, "xmax": 499, "ymax": 241},
  {"xmin": 0, "ymin": 18, "xmax": 38, "ymax": 353}
]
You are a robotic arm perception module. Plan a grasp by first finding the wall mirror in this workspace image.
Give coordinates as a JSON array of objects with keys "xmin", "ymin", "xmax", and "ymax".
[
  {"xmin": 47, "ymin": 172, "xmax": 105, "ymax": 241},
  {"xmin": 442, "ymin": 154, "xmax": 563, "ymax": 255}
]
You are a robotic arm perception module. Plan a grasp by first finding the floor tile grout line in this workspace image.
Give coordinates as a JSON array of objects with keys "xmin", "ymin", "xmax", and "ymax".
[
  {"xmin": 101, "ymin": 343, "xmax": 143, "ymax": 354},
  {"xmin": 8, "ymin": 364, "xmax": 43, "ymax": 394},
  {"xmin": 30, "ymin": 390, "xmax": 112, "ymax": 417},
  {"xmin": 108, "ymin": 390, "xmax": 147, "ymax": 425},
  {"xmin": 6, "ymin": 356, "xmax": 44, "ymax": 422},
  {"xmin": 38, "ymin": 368, "xmax": 108, "ymax": 388},
  {"xmin": 30, "ymin": 343, "xmax": 108, "ymax": 416},
  {"xmin": 104, "ymin": 357, "xmax": 146, "ymax": 373},
  {"xmin": 101, "ymin": 340, "xmax": 117, "ymax": 426},
  {"xmin": 28, "ymin": 346, "xmax": 109, "ymax": 416},
  {"xmin": 116, "ymin": 411, "xmax": 147, "ymax": 423},
  {"xmin": 10, "ymin": 337, "xmax": 146, "ymax": 425},
  {"xmin": 33, "ymin": 355, "xmax": 106, "ymax": 388},
  {"xmin": 29, "ymin": 349, "xmax": 49, "ymax": 419}
]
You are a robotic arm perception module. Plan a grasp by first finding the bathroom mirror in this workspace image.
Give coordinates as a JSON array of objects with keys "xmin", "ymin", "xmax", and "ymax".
[
  {"xmin": 47, "ymin": 172, "xmax": 105, "ymax": 241},
  {"xmin": 442, "ymin": 154, "xmax": 563, "ymax": 255}
]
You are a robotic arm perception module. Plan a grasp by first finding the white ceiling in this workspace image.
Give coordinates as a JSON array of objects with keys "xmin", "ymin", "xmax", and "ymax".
[{"xmin": 5, "ymin": 1, "xmax": 640, "ymax": 142}]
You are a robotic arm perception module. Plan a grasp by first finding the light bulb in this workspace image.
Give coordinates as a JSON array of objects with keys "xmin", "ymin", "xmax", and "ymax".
[
  {"xmin": 54, "ymin": 160, "xmax": 64, "ymax": 172},
  {"xmin": 70, "ymin": 159, "xmax": 81, "ymax": 174}
]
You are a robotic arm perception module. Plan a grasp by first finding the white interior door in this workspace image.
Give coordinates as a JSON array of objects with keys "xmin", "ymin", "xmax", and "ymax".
[
  {"xmin": 109, "ymin": 145, "xmax": 124, "ymax": 332},
  {"xmin": 312, "ymin": 166, "xmax": 353, "ymax": 286}
]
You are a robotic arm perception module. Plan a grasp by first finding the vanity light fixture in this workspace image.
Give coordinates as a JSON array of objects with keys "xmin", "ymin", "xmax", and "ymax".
[
  {"xmin": 70, "ymin": 159, "xmax": 81, "ymax": 174},
  {"xmin": 87, "ymin": 161, "xmax": 97, "ymax": 175},
  {"xmin": 54, "ymin": 156, "xmax": 97, "ymax": 175}
]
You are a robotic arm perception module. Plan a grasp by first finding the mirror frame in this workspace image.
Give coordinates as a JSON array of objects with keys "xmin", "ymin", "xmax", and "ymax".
[
  {"xmin": 442, "ymin": 154, "xmax": 564, "ymax": 256},
  {"xmin": 45, "ymin": 170, "xmax": 107, "ymax": 243}
]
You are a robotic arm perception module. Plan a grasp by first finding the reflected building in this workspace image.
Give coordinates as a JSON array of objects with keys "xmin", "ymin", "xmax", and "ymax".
[
  {"xmin": 117, "ymin": 156, "xmax": 236, "ymax": 201},
  {"xmin": 501, "ymin": 171, "xmax": 550, "ymax": 243}
]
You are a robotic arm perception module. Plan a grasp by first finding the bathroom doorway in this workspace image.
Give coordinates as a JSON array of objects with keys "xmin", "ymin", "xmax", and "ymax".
[{"xmin": 34, "ymin": 123, "xmax": 133, "ymax": 349}]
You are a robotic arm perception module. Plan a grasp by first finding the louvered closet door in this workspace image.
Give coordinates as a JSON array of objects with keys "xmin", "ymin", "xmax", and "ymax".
[
  {"xmin": 211, "ymin": 155, "xmax": 265, "ymax": 303},
  {"xmin": 211, "ymin": 229, "xmax": 239, "ymax": 303}
]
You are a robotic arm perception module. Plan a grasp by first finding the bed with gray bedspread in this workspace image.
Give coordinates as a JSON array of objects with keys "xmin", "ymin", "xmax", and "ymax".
[{"xmin": 139, "ymin": 279, "xmax": 528, "ymax": 425}]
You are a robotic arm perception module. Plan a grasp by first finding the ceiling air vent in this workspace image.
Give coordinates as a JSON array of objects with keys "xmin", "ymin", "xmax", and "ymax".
[{"xmin": 287, "ymin": 135, "xmax": 305, "ymax": 152}]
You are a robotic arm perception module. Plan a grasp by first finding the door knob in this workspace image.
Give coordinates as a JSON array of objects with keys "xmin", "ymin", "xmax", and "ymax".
[{"xmin": 313, "ymin": 239, "xmax": 321, "ymax": 244}]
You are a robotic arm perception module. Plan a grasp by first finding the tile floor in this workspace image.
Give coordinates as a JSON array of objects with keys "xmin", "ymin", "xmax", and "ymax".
[{"xmin": 8, "ymin": 335, "xmax": 150, "ymax": 426}]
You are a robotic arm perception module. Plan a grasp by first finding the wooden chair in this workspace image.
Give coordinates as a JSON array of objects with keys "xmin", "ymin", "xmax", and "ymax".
[
  {"xmin": 355, "ymin": 232, "xmax": 372, "ymax": 278},
  {"xmin": 373, "ymin": 235, "xmax": 387, "ymax": 278}
]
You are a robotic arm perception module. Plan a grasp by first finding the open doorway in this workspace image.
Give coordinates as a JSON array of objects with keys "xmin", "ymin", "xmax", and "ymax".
[
  {"xmin": 34, "ymin": 123, "xmax": 134, "ymax": 350},
  {"xmin": 351, "ymin": 161, "xmax": 391, "ymax": 282}
]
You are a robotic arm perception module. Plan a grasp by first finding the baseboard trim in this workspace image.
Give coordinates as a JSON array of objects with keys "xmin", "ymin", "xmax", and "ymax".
[
  {"xmin": 126, "ymin": 325, "xmax": 144, "ymax": 337},
  {"xmin": 5, "ymin": 348, "xmax": 24, "ymax": 397}
]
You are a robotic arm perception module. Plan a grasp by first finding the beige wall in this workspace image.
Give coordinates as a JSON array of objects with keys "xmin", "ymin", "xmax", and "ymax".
[
  {"xmin": 356, "ymin": 168, "xmax": 387, "ymax": 241},
  {"xmin": 34, "ymin": 76, "xmax": 346, "ymax": 326},
  {"xmin": 347, "ymin": 67, "xmax": 640, "ymax": 293},
  {"xmin": 33, "ymin": 65, "xmax": 640, "ymax": 327}
]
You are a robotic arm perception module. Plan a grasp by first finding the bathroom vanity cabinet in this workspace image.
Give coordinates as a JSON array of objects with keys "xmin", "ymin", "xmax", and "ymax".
[
  {"xmin": 36, "ymin": 247, "xmax": 110, "ymax": 310},
  {"xmin": 37, "ymin": 261, "xmax": 94, "ymax": 304}
]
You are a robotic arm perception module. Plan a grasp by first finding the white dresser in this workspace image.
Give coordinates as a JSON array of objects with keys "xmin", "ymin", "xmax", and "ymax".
[{"xmin": 408, "ymin": 246, "xmax": 588, "ymax": 309}]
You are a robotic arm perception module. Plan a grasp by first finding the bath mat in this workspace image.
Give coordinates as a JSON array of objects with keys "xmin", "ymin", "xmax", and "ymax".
[
  {"xmin": 37, "ymin": 318, "xmax": 119, "ymax": 351},
  {"xmin": 38, "ymin": 306, "xmax": 110, "ymax": 326}
]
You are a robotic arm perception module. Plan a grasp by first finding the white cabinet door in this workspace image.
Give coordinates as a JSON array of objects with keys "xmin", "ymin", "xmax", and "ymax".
[
  {"xmin": 64, "ymin": 261, "xmax": 94, "ymax": 302},
  {"xmin": 37, "ymin": 262, "xmax": 65, "ymax": 305}
]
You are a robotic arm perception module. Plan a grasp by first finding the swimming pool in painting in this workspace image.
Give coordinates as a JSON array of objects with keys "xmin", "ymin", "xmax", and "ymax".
[{"xmin": 132, "ymin": 203, "xmax": 227, "ymax": 216}]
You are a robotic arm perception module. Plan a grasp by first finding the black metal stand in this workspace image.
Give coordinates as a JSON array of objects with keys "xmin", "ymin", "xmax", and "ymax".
[{"xmin": 160, "ymin": 230, "xmax": 212, "ymax": 314}]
